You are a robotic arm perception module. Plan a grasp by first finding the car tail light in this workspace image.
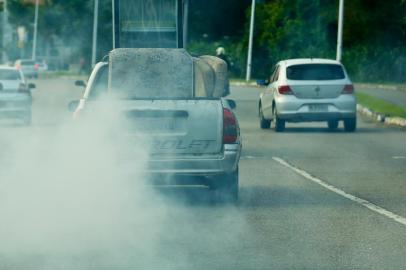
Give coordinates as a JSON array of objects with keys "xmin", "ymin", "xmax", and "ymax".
[
  {"xmin": 223, "ymin": 108, "xmax": 238, "ymax": 144},
  {"xmin": 342, "ymin": 84, "xmax": 354, "ymax": 94},
  {"xmin": 278, "ymin": 85, "xmax": 294, "ymax": 95}
]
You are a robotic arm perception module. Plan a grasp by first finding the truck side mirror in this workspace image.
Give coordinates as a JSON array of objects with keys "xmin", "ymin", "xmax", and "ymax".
[
  {"xmin": 75, "ymin": 80, "xmax": 86, "ymax": 87},
  {"xmin": 227, "ymin": 99, "xmax": 237, "ymax": 109}
]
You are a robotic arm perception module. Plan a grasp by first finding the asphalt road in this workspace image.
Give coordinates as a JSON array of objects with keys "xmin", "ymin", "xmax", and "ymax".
[{"xmin": 0, "ymin": 79, "xmax": 405, "ymax": 270}]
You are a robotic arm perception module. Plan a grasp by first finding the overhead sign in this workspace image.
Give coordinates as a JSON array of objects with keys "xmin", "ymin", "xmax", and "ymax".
[
  {"xmin": 114, "ymin": 0, "xmax": 185, "ymax": 48},
  {"xmin": 120, "ymin": 0, "xmax": 177, "ymax": 32}
]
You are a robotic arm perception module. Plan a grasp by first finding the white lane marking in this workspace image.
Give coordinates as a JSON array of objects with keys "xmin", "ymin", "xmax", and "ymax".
[
  {"xmin": 392, "ymin": 156, "xmax": 406, "ymax": 160},
  {"xmin": 272, "ymin": 157, "xmax": 406, "ymax": 226},
  {"xmin": 241, "ymin": 155, "xmax": 259, "ymax": 160}
]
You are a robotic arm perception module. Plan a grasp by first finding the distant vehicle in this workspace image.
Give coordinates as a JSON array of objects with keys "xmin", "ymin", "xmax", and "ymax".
[
  {"xmin": 35, "ymin": 59, "xmax": 48, "ymax": 72},
  {"xmin": 258, "ymin": 58, "xmax": 357, "ymax": 132},
  {"xmin": 0, "ymin": 66, "xmax": 35, "ymax": 125},
  {"xmin": 14, "ymin": 59, "xmax": 39, "ymax": 79},
  {"xmin": 68, "ymin": 48, "xmax": 241, "ymax": 202}
]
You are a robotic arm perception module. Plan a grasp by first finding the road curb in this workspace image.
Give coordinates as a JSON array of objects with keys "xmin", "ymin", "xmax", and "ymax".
[
  {"xmin": 230, "ymin": 82, "xmax": 258, "ymax": 87},
  {"xmin": 357, "ymin": 104, "xmax": 406, "ymax": 127}
]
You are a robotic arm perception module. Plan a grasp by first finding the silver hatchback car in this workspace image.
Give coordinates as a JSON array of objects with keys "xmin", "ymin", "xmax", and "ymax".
[{"xmin": 258, "ymin": 59, "xmax": 357, "ymax": 132}]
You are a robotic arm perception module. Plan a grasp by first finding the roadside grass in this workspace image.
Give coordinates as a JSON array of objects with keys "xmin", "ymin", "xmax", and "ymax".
[
  {"xmin": 356, "ymin": 92, "xmax": 406, "ymax": 118},
  {"xmin": 230, "ymin": 78, "xmax": 256, "ymax": 84}
]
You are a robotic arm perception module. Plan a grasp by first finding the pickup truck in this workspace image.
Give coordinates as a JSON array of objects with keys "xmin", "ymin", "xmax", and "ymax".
[{"xmin": 70, "ymin": 48, "xmax": 241, "ymax": 202}]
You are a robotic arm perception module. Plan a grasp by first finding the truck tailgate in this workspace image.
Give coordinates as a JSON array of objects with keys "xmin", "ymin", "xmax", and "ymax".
[{"xmin": 117, "ymin": 99, "xmax": 223, "ymax": 155}]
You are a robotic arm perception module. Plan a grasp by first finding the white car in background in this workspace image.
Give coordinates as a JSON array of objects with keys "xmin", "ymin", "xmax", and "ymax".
[
  {"xmin": 15, "ymin": 59, "xmax": 39, "ymax": 79},
  {"xmin": 0, "ymin": 66, "xmax": 35, "ymax": 125},
  {"xmin": 258, "ymin": 58, "xmax": 357, "ymax": 132}
]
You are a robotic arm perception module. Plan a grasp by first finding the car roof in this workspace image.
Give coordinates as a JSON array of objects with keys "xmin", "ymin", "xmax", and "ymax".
[
  {"xmin": 280, "ymin": 58, "xmax": 342, "ymax": 67},
  {"xmin": 16, "ymin": 59, "xmax": 35, "ymax": 63},
  {"xmin": 0, "ymin": 65, "xmax": 20, "ymax": 71}
]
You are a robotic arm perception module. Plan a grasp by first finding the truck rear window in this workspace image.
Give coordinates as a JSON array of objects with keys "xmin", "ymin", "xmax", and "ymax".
[{"xmin": 286, "ymin": 64, "xmax": 345, "ymax": 80}]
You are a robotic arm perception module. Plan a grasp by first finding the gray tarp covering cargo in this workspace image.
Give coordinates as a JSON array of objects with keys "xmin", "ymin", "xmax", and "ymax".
[
  {"xmin": 108, "ymin": 48, "xmax": 228, "ymax": 98},
  {"xmin": 109, "ymin": 48, "xmax": 194, "ymax": 98}
]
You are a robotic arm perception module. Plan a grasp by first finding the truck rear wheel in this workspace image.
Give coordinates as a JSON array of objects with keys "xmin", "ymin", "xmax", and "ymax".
[
  {"xmin": 22, "ymin": 111, "xmax": 32, "ymax": 126},
  {"xmin": 210, "ymin": 168, "xmax": 239, "ymax": 203}
]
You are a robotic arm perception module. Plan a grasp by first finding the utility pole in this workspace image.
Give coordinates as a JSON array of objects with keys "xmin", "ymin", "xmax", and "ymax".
[
  {"xmin": 32, "ymin": 0, "xmax": 39, "ymax": 60},
  {"xmin": 182, "ymin": 0, "xmax": 189, "ymax": 49},
  {"xmin": 91, "ymin": 0, "xmax": 99, "ymax": 68},
  {"xmin": 336, "ymin": 0, "xmax": 344, "ymax": 62},
  {"xmin": 2, "ymin": 0, "xmax": 8, "ymax": 62},
  {"xmin": 246, "ymin": 0, "xmax": 255, "ymax": 82}
]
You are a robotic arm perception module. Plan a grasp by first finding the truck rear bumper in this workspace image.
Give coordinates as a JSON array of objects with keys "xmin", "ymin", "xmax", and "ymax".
[{"xmin": 146, "ymin": 144, "xmax": 241, "ymax": 175}]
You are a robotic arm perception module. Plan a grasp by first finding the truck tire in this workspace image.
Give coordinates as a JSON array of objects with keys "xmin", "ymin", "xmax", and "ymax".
[
  {"xmin": 210, "ymin": 167, "xmax": 239, "ymax": 203},
  {"xmin": 259, "ymin": 105, "xmax": 271, "ymax": 129},
  {"xmin": 344, "ymin": 117, "xmax": 356, "ymax": 132},
  {"xmin": 22, "ymin": 111, "xmax": 32, "ymax": 126}
]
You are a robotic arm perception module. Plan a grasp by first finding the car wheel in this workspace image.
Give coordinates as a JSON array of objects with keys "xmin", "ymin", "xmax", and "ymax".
[
  {"xmin": 327, "ymin": 120, "xmax": 339, "ymax": 130},
  {"xmin": 274, "ymin": 112, "xmax": 285, "ymax": 132},
  {"xmin": 210, "ymin": 167, "xmax": 239, "ymax": 204},
  {"xmin": 344, "ymin": 117, "xmax": 356, "ymax": 132},
  {"xmin": 259, "ymin": 105, "xmax": 271, "ymax": 129}
]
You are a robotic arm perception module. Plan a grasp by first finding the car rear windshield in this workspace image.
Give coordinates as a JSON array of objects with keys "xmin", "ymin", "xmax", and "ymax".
[
  {"xmin": 21, "ymin": 60, "xmax": 35, "ymax": 65},
  {"xmin": 0, "ymin": 70, "xmax": 21, "ymax": 80},
  {"xmin": 286, "ymin": 64, "xmax": 345, "ymax": 80}
]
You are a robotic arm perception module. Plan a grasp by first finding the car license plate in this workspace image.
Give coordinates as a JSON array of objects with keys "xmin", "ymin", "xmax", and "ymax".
[{"xmin": 308, "ymin": 104, "xmax": 328, "ymax": 112}]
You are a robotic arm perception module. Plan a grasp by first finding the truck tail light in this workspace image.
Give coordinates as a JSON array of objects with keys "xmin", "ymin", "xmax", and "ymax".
[
  {"xmin": 223, "ymin": 108, "xmax": 238, "ymax": 144},
  {"xmin": 278, "ymin": 85, "xmax": 294, "ymax": 95},
  {"xmin": 342, "ymin": 84, "xmax": 354, "ymax": 94}
]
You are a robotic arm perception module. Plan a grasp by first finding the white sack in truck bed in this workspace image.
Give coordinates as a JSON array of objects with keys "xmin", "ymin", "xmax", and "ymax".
[
  {"xmin": 193, "ymin": 57, "xmax": 215, "ymax": 97},
  {"xmin": 109, "ymin": 48, "xmax": 194, "ymax": 98},
  {"xmin": 198, "ymin": 55, "xmax": 229, "ymax": 98}
]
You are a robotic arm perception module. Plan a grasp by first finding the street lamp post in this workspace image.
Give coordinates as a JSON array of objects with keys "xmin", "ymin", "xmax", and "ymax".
[
  {"xmin": 91, "ymin": 0, "xmax": 99, "ymax": 68},
  {"xmin": 32, "ymin": 0, "xmax": 39, "ymax": 60},
  {"xmin": 246, "ymin": 0, "xmax": 256, "ymax": 82},
  {"xmin": 336, "ymin": 0, "xmax": 344, "ymax": 62}
]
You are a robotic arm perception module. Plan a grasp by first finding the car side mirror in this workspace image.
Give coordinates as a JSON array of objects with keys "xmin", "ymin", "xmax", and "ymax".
[
  {"xmin": 68, "ymin": 100, "xmax": 80, "ymax": 112},
  {"xmin": 28, "ymin": 83, "xmax": 36, "ymax": 89},
  {"xmin": 227, "ymin": 99, "xmax": 237, "ymax": 109},
  {"xmin": 256, "ymin": 79, "xmax": 270, "ymax": 86},
  {"xmin": 75, "ymin": 80, "xmax": 86, "ymax": 87}
]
